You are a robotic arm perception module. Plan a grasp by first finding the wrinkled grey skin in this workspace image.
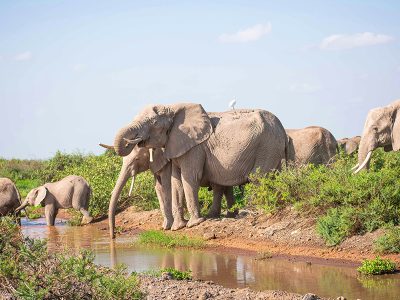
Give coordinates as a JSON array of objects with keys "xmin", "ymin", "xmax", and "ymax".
[
  {"xmin": 0, "ymin": 178, "xmax": 21, "ymax": 218},
  {"xmin": 337, "ymin": 136, "xmax": 361, "ymax": 155},
  {"xmin": 355, "ymin": 99, "xmax": 400, "ymax": 173},
  {"xmin": 286, "ymin": 126, "xmax": 338, "ymax": 165},
  {"xmin": 15, "ymin": 175, "xmax": 92, "ymax": 226},
  {"xmin": 113, "ymin": 104, "xmax": 286, "ymax": 230}
]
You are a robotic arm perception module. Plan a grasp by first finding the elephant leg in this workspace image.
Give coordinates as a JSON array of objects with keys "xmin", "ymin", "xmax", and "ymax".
[
  {"xmin": 80, "ymin": 208, "xmax": 93, "ymax": 225},
  {"xmin": 171, "ymin": 164, "xmax": 187, "ymax": 231},
  {"xmin": 155, "ymin": 163, "xmax": 173, "ymax": 230},
  {"xmin": 224, "ymin": 187, "xmax": 238, "ymax": 218},
  {"xmin": 207, "ymin": 184, "xmax": 224, "ymax": 218},
  {"xmin": 45, "ymin": 204, "xmax": 57, "ymax": 226}
]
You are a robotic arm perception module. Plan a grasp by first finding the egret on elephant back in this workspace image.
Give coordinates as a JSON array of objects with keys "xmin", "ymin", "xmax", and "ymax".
[{"xmin": 112, "ymin": 103, "xmax": 287, "ymax": 230}]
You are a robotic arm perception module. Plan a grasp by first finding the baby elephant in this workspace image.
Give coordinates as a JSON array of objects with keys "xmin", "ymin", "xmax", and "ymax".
[
  {"xmin": 0, "ymin": 178, "xmax": 21, "ymax": 217},
  {"xmin": 15, "ymin": 175, "xmax": 93, "ymax": 226}
]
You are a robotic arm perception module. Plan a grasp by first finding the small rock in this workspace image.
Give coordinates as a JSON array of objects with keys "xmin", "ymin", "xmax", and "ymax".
[
  {"xmin": 302, "ymin": 293, "xmax": 319, "ymax": 300},
  {"xmin": 336, "ymin": 297, "xmax": 346, "ymax": 300},
  {"xmin": 198, "ymin": 291, "xmax": 212, "ymax": 299},
  {"xmin": 203, "ymin": 232, "xmax": 216, "ymax": 241},
  {"xmin": 160, "ymin": 272, "xmax": 173, "ymax": 280}
]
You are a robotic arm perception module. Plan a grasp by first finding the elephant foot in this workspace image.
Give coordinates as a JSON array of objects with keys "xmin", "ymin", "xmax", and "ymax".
[
  {"xmin": 162, "ymin": 219, "xmax": 173, "ymax": 230},
  {"xmin": 186, "ymin": 217, "xmax": 205, "ymax": 228},
  {"xmin": 81, "ymin": 216, "xmax": 93, "ymax": 225},
  {"xmin": 226, "ymin": 210, "xmax": 238, "ymax": 218},
  {"xmin": 171, "ymin": 219, "xmax": 187, "ymax": 231},
  {"xmin": 206, "ymin": 210, "xmax": 220, "ymax": 219}
]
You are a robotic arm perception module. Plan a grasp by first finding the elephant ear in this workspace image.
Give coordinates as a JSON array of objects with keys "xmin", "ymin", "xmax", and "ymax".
[
  {"xmin": 150, "ymin": 148, "xmax": 169, "ymax": 173},
  {"xmin": 392, "ymin": 108, "xmax": 400, "ymax": 151},
  {"xmin": 165, "ymin": 103, "xmax": 213, "ymax": 159},
  {"xmin": 34, "ymin": 186, "xmax": 47, "ymax": 206}
]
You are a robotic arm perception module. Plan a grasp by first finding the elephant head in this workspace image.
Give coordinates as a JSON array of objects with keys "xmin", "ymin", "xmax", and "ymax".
[
  {"xmin": 15, "ymin": 186, "xmax": 47, "ymax": 213},
  {"xmin": 337, "ymin": 136, "xmax": 361, "ymax": 155},
  {"xmin": 113, "ymin": 103, "xmax": 213, "ymax": 159},
  {"xmin": 99, "ymin": 143, "xmax": 169, "ymax": 238},
  {"xmin": 353, "ymin": 100, "xmax": 400, "ymax": 173}
]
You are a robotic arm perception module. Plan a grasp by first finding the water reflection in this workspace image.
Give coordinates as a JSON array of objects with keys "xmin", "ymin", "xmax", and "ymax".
[{"xmin": 22, "ymin": 218, "xmax": 400, "ymax": 300}]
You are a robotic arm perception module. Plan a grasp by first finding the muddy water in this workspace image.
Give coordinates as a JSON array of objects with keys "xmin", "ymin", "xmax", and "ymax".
[{"xmin": 22, "ymin": 218, "xmax": 400, "ymax": 300}]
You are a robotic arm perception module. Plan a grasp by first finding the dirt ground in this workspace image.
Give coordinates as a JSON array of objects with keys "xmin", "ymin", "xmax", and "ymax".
[
  {"xmin": 102, "ymin": 207, "xmax": 400, "ymax": 266},
  {"xmin": 138, "ymin": 274, "xmax": 321, "ymax": 300}
]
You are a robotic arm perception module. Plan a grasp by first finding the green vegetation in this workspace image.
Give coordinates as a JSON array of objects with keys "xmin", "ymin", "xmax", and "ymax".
[
  {"xmin": 142, "ymin": 268, "xmax": 192, "ymax": 280},
  {"xmin": 357, "ymin": 256, "xmax": 397, "ymax": 275},
  {"xmin": 245, "ymin": 150, "xmax": 400, "ymax": 245},
  {"xmin": 0, "ymin": 217, "xmax": 143, "ymax": 299},
  {"xmin": 374, "ymin": 225, "xmax": 400, "ymax": 254},
  {"xmin": 136, "ymin": 230, "xmax": 205, "ymax": 249},
  {"xmin": 1, "ymin": 151, "xmax": 159, "ymax": 221}
]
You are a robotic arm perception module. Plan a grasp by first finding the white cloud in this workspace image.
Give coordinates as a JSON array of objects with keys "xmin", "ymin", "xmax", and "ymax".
[
  {"xmin": 72, "ymin": 64, "xmax": 86, "ymax": 72},
  {"xmin": 290, "ymin": 83, "xmax": 321, "ymax": 93},
  {"xmin": 320, "ymin": 32, "xmax": 393, "ymax": 50},
  {"xmin": 219, "ymin": 23, "xmax": 272, "ymax": 43},
  {"xmin": 14, "ymin": 51, "xmax": 32, "ymax": 61}
]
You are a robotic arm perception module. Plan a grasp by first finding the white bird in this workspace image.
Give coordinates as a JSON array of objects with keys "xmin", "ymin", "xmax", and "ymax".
[{"xmin": 229, "ymin": 98, "xmax": 236, "ymax": 110}]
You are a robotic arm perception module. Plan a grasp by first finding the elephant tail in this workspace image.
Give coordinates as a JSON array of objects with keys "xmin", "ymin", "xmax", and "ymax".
[{"xmin": 284, "ymin": 134, "xmax": 290, "ymax": 167}]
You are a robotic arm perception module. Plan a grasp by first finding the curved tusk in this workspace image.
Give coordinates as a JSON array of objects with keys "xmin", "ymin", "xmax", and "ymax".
[
  {"xmin": 99, "ymin": 143, "xmax": 115, "ymax": 150},
  {"xmin": 128, "ymin": 175, "xmax": 135, "ymax": 196},
  {"xmin": 353, "ymin": 151, "xmax": 372, "ymax": 174},
  {"xmin": 123, "ymin": 137, "xmax": 142, "ymax": 145},
  {"xmin": 350, "ymin": 163, "xmax": 359, "ymax": 171},
  {"xmin": 149, "ymin": 148, "xmax": 154, "ymax": 162}
]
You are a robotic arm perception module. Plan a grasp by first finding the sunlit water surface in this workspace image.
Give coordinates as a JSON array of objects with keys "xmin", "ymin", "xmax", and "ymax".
[{"xmin": 21, "ymin": 218, "xmax": 400, "ymax": 300}]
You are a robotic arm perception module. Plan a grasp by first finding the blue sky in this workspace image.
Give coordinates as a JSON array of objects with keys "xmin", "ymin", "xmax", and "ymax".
[{"xmin": 1, "ymin": 0, "xmax": 399, "ymax": 159}]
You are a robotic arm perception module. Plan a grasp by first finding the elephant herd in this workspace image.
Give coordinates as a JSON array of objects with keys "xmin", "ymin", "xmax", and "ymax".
[{"xmin": 1, "ymin": 99, "xmax": 399, "ymax": 238}]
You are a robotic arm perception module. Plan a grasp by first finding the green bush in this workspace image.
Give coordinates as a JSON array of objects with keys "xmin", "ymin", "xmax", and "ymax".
[
  {"xmin": 0, "ymin": 217, "xmax": 143, "ymax": 299},
  {"xmin": 245, "ymin": 150, "xmax": 400, "ymax": 245},
  {"xmin": 357, "ymin": 256, "xmax": 397, "ymax": 275},
  {"xmin": 316, "ymin": 207, "xmax": 360, "ymax": 246},
  {"xmin": 136, "ymin": 230, "xmax": 205, "ymax": 249},
  {"xmin": 142, "ymin": 268, "xmax": 192, "ymax": 280},
  {"xmin": 374, "ymin": 225, "xmax": 400, "ymax": 254}
]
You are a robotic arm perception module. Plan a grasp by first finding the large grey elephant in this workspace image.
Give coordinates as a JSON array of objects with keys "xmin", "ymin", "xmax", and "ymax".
[
  {"xmin": 286, "ymin": 126, "xmax": 338, "ymax": 165},
  {"xmin": 112, "ymin": 104, "xmax": 287, "ymax": 230},
  {"xmin": 337, "ymin": 136, "xmax": 361, "ymax": 155},
  {"xmin": 99, "ymin": 142, "xmax": 235, "ymax": 238},
  {"xmin": 353, "ymin": 99, "xmax": 400, "ymax": 173},
  {"xmin": 15, "ymin": 175, "xmax": 92, "ymax": 226},
  {"xmin": 0, "ymin": 178, "xmax": 21, "ymax": 217}
]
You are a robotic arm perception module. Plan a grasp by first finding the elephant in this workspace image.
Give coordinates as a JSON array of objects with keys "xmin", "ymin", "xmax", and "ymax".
[
  {"xmin": 0, "ymin": 178, "xmax": 21, "ymax": 218},
  {"xmin": 353, "ymin": 99, "xmax": 400, "ymax": 173},
  {"xmin": 99, "ymin": 142, "xmax": 236, "ymax": 238},
  {"xmin": 337, "ymin": 136, "xmax": 361, "ymax": 155},
  {"xmin": 15, "ymin": 175, "xmax": 93, "ymax": 226},
  {"xmin": 285, "ymin": 126, "xmax": 338, "ymax": 165},
  {"xmin": 112, "ymin": 103, "xmax": 287, "ymax": 230}
]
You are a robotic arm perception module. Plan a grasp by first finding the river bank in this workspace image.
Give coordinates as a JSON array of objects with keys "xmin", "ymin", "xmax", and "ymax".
[{"xmin": 105, "ymin": 207, "xmax": 400, "ymax": 266}]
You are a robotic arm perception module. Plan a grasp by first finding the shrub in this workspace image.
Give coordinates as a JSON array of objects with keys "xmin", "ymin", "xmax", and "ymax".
[
  {"xmin": 245, "ymin": 149, "xmax": 400, "ymax": 245},
  {"xmin": 136, "ymin": 230, "xmax": 204, "ymax": 249},
  {"xmin": 0, "ymin": 217, "xmax": 143, "ymax": 299},
  {"xmin": 374, "ymin": 225, "xmax": 400, "ymax": 254},
  {"xmin": 143, "ymin": 268, "xmax": 192, "ymax": 280},
  {"xmin": 316, "ymin": 207, "xmax": 359, "ymax": 246},
  {"xmin": 357, "ymin": 256, "xmax": 397, "ymax": 275}
]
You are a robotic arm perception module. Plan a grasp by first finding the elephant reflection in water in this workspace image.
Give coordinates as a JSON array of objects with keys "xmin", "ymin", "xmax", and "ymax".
[{"xmin": 45, "ymin": 225, "xmax": 97, "ymax": 252}]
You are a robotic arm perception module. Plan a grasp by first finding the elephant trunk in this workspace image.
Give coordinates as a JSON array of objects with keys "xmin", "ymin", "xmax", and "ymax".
[
  {"xmin": 109, "ymin": 167, "xmax": 131, "ymax": 239},
  {"xmin": 15, "ymin": 199, "xmax": 29, "ymax": 213},
  {"xmin": 114, "ymin": 124, "xmax": 141, "ymax": 157}
]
